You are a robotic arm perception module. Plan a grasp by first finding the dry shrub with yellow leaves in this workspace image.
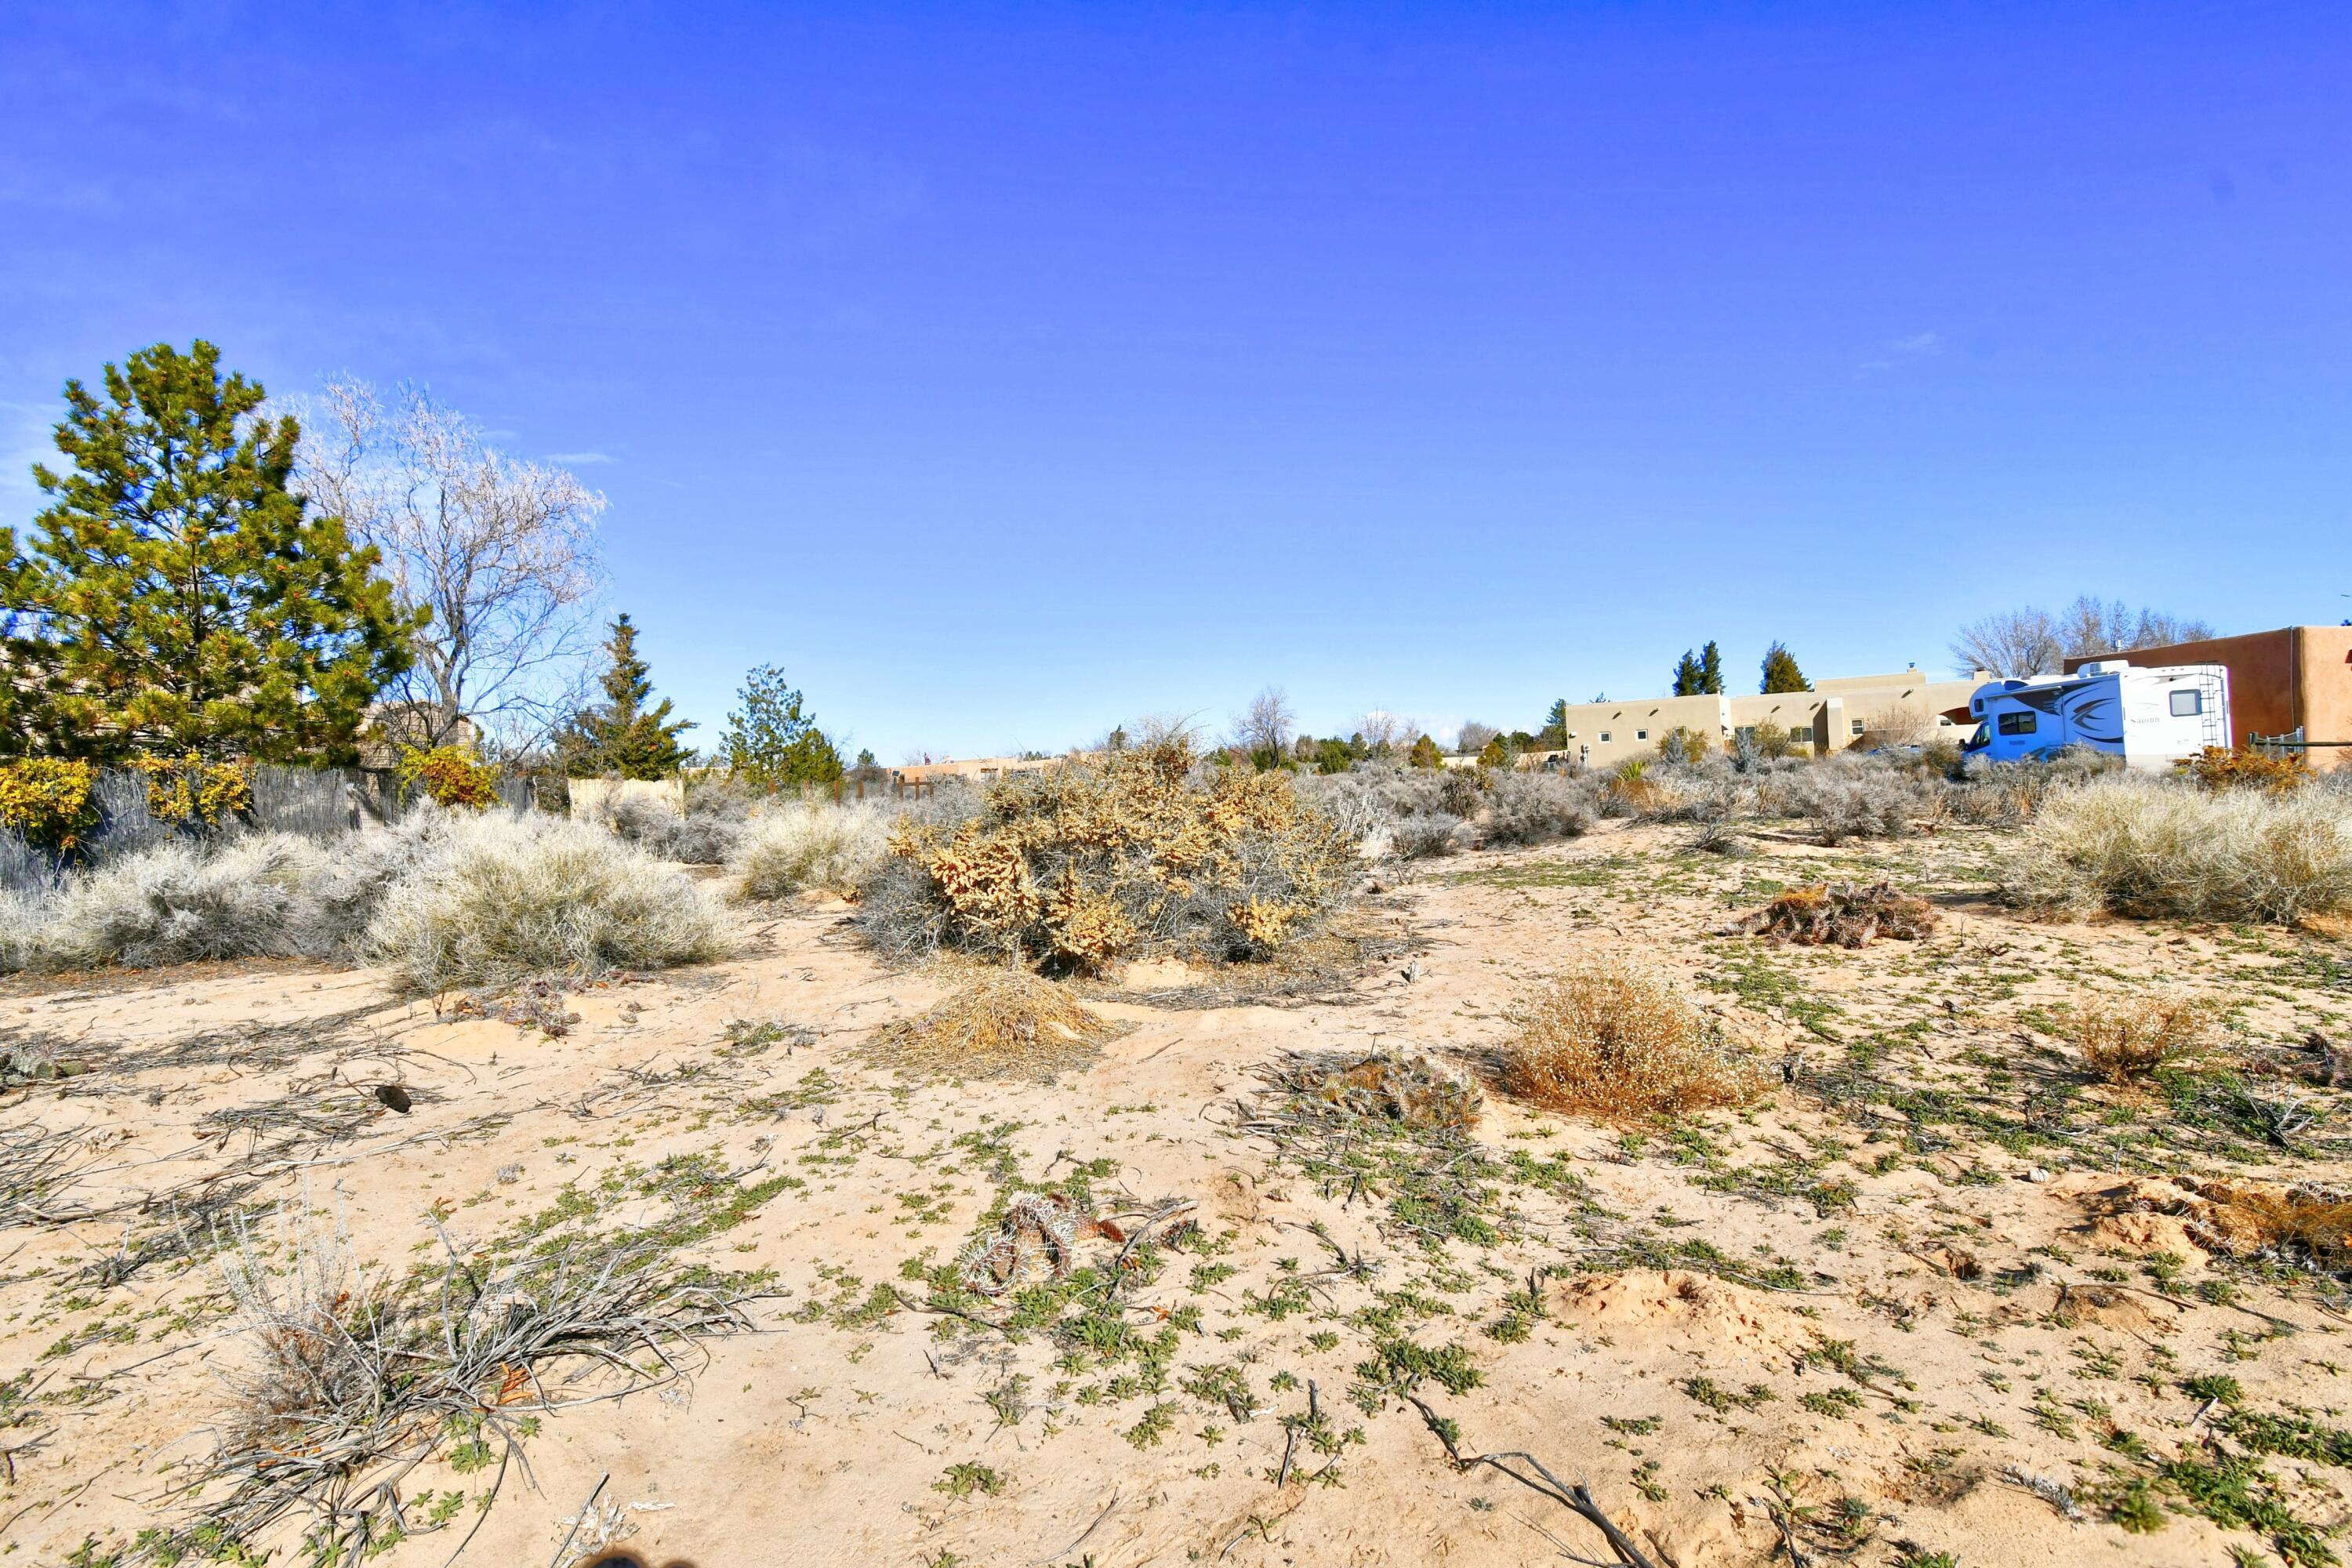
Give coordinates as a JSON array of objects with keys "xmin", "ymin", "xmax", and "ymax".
[
  {"xmin": 857, "ymin": 737, "xmax": 1355, "ymax": 971},
  {"xmin": 866, "ymin": 966, "xmax": 1124, "ymax": 1080},
  {"xmin": 1499, "ymin": 956, "xmax": 1762, "ymax": 1120},
  {"xmin": 2072, "ymin": 994, "xmax": 2220, "ymax": 1083}
]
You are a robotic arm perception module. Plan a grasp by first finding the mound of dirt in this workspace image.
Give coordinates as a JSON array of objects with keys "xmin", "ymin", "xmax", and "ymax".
[
  {"xmin": 2058, "ymin": 1171, "xmax": 2352, "ymax": 1268},
  {"xmin": 1552, "ymin": 1269, "xmax": 1815, "ymax": 1358}
]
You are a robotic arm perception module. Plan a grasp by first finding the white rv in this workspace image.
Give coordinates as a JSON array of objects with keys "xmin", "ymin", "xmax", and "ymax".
[{"xmin": 1961, "ymin": 660, "xmax": 2229, "ymax": 769}]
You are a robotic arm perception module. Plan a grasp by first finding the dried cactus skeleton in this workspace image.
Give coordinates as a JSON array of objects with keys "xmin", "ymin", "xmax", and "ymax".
[
  {"xmin": 956, "ymin": 1192, "xmax": 1098, "ymax": 1297},
  {"xmin": 1732, "ymin": 880, "xmax": 1940, "ymax": 948}
]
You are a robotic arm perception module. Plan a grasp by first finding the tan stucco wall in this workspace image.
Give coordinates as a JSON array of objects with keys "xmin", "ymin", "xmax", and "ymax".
[{"xmin": 1548, "ymin": 670, "xmax": 1975, "ymax": 768}]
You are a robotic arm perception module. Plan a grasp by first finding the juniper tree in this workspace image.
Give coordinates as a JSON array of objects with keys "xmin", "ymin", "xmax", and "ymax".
[
  {"xmin": 1698, "ymin": 640, "xmax": 1725, "ymax": 694},
  {"xmin": 719, "ymin": 663, "xmax": 842, "ymax": 787},
  {"xmin": 1671, "ymin": 649, "xmax": 1705, "ymax": 695},
  {"xmin": 1759, "ymin": 641, "xmax": 1809, "ymax": 693},
  {"xmin": 0, "ymin": 341, "xmax": 416, "ymax": 762},
  {"xmin": 560, "ymin": 613, "xmax": 694, "ymax": 778}
]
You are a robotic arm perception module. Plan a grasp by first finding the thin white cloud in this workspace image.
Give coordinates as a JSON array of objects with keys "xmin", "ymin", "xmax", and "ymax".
[
  {"xmin": 1857, "ymin": 331, "xmax": 1943, "ymax": 376},
  {"xmin": 545, "ymin": 451, "xmax": 614, "ymax": 465}
]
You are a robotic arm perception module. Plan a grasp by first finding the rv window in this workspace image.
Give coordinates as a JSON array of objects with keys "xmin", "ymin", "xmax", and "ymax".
[
  {"xmin": 1997, "ymin": 711, "xmax": 2037, "ymax": 736},
  {"xmin": 2169, "ymin": 690, "xmax": 2203, "ymax": 717}
]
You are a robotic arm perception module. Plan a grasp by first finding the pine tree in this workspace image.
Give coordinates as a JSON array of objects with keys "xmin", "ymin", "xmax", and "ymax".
[
  {"xmin": 1759, "ymin": 641, "xmax": 1809, "ymax": 693},
  {"xmin": 0, "ymin": 341, "xmax": 417, "ymax": 762},
  {"xmin": 1541, "ymin": 698, "xmax": 1569, "ymax": 748},
  {"xmin": 561, "ymin": 613, "xmax": 694, "ymax": 778},
  {"xmin": 1670, "ymin": 650, "xmax": 1704, "ymax": 695},
  {"xmin": 719, "ymin": 663, "xmax": 842, "ymax": 788},
  {"xmin": 1698, "ymin": 641, "xmax": 1725, "ymax": 694}
]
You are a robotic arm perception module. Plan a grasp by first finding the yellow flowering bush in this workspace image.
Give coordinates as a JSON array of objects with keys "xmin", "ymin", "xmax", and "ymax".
[
  {"xmin": 397, "ymin": 745, "xmax": 502, "ymax": 810},
  {"xmin": 133, "ymin": 753, "xmax": 252, "ymax": 830},
  {"xmin": 0, "ymin": 758, "xmax": 102, "ymax": 858}
]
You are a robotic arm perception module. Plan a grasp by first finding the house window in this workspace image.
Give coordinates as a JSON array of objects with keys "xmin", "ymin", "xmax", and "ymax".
[
  {"xmin": 1788, "ymin": 727, "xmax": 1813, "ymax": 743},
  {"xmin": 1998, "ymin": 711, "xmax": 2037, "ymax": 736},
  {"xmin": 1635, "ymin": 730, "xmax": 1648, "ymax": 741},
  {"xmin": 2169, "ymin": 690, "xmax": 2204, "ymax": 717},
  {"xmin": 1598, "ymin": 731, "xmax": 1612, "ymax": 743},
  {"xmin": 1850, "ymin": 719, "xmax": 1865, "ymax": 736}
]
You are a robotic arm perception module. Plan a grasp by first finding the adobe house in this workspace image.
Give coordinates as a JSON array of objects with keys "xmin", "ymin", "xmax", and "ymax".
[{"xmin": 2063, "ymin": 624, "xmax": 2352, "ymax": 770}]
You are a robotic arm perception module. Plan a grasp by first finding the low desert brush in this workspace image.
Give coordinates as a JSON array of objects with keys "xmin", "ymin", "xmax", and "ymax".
[
  {"xmin": 858, "ymin": 735, "xmax": 1353, "ymax": 971},
  {"xmin": 2072, "ymin": 995, "xmax": 2221, "ymax": 1083},
  {"xmin": 866, "ymin": 966, "xmax": 1123, "ymax": 1080},
  {"xmin": 731, "ymin": 802, "xmax": 888, "ymax": 899},
  {"xmin": 1735, "ymin": 881, "xmax": 1939, "ymax": 947},
  {"xmin": 2005, "ymin": 775, "xmax": 2352, "ymax": 925},
  {"xmin": 2190, "ymin": 744, "xmax": 2309, "ymax": 796},
  {"xmin": 1481, "ymin": 771, "xmax": 1596, "ymax": 846},
  {"xmin": 1499, "ymin": 956, "xmax": 1763, "ymax": 1119},
  {"xmin": 366, "ymin": 811, "xmax": 727, "ymax": 990}
]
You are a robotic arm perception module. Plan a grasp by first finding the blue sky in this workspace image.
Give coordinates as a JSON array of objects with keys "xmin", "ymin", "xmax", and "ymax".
[{"xmin": 3, "ymin": 2, "xmax": 2345, "ymax": 760}]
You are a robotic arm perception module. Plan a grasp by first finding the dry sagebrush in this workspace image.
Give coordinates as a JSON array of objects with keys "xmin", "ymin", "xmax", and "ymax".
[
  {"xmin": 730, "ymin": 802, "xmax": 890, "ymax": 901},
  {"xmin": 0, "ymin": 806, "xmax": 734, "ymax": 988},
  {"xmin": 2004, "ymin": 774, "xmax": 2352, "ymax": 925},
  {"xmin": 858, "ymin": 737, "xmax": 1356, "ymax": 971},
  {"xmin": 2071, "ymin": 994, "xmax": 2221, "ymax": 1083},
  {"xmin": 1499, "ymin": 956, "xmax": 1762, "ymax": 1120},
  {"xmin": 367, "ymin": 811, "xmax": 727, "ymax": 990}
]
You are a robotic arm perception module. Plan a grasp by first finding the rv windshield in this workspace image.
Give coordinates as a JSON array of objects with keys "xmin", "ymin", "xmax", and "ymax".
[{"xmin": 1962, "ymin": 721, "xmax": 1989, "ymax": 752}]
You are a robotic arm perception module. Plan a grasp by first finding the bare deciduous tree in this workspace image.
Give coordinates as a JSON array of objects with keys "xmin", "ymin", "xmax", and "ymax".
[
  {"xmin": 1954, "ymin": 596, "xmax": 2216, "ymax": 679},
  {"xmin": 1951, "ymin": 608, "xmax": 2063, "ymax": 678},
  {"xmin": 1354, "ymin": 710, "xmax": 1406, "ymax": 755},
  {"xmin": 1455, "ymin": 720, "xmax": 1501, "ymax": 755},
  {"xmin": 294, "ymin": 379, "xmax": 606, "ymax": 753},
  {"xmin": 1232, "ymin": 686, "xmax": 1295, "ymax": 758},
  {"xmin": 2054, "ymin": 595, "xmax": 2215, "ymax": 659}
]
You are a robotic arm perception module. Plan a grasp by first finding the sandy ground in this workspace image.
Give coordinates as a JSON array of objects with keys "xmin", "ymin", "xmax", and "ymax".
[{"xmin": 5, "ymin": 817, "xmax": 2351, "ymax": 1566}]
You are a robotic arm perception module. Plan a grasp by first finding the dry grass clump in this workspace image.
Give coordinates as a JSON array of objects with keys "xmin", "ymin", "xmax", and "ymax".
[
  {"xmin": 1734, "ymin": 880, "xmax": 1940, "ymax": 948},
  {"xmin": 1300, "ymin": 1048, "xmax": 1481, "ymax": 1131},
  {"xmin": 2004, "ymin": 775, "xmax": 2352, "ymax": 925},
  {"xmin": 1499, "ymin": 956, "xmax": 1763, "ymax": 1120},
  {"xmin": 859, "ymin": 736, "xmax": 1355, "ymax": 971},
  {"xmin": 366, "ymin": 811, "xmax": 727, "ymax": 990},
  {"xmin": 2194, "ymin": 1181, "xmax": 2352, "ymax": 1273},
  {"xmin": 730, "ymin": 802, "xmax": 889, "ymax": 900},
  {"xmin": 2071, "ymin": 995, "xmax": 2221, "ymax": 1083},
  {"xmin": 866, "ymin": 966, "xmax": 1125, "ymax": 1080}
]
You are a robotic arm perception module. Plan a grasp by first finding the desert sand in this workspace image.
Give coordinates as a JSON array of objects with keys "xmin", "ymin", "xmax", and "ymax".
[{"xmin": 5, "ymin": 818, "xmax": 2349, "ymax": 1566}]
